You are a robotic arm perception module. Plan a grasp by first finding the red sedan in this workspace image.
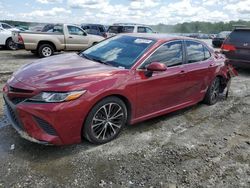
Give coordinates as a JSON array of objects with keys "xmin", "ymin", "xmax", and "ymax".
[{"xmin": 3, "ymin": 34, "xmax": 235, "ymax": 145}]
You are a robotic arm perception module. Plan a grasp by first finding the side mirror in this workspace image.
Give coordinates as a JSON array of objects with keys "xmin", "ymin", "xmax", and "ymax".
[
  {"xmin": 146, "ymin": 62, "xmax": 167, "ymax": 72},
  {"xmin": 144, "ymin": 62, "xmax": 167, "ymax": 77}
]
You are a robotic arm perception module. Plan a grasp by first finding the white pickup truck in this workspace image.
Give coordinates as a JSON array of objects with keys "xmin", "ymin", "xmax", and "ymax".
[
  {"xmin": 12, "ymin": 24, "xmax": 104, "ymax": 57},
  {"xmin": 0, "ymin": 22, "xmax": 18, "ymax": 50}
]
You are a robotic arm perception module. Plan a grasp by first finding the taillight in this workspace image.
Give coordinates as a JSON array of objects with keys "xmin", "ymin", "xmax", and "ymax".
[
  {"xmin": 221, "ymin": 44, "xmax": 236, "ymax": 52},
  {"xmin": 18, "ymin": 34, "xmax": 24, "ymax": 44}
]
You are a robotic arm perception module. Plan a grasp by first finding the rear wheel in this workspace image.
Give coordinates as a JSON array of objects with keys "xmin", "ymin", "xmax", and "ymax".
[
  {"xmin": 204, "ymin": 77, "xmax": 221, "ymax": 105},
  {"xmin": 83, "ymin": 97, "xmax": 127, "ymax": 144},
  {"xmin": 6, "ymin": 38, "xmax": 16, "ymax": 50},
  {"xmin": 38, "ymin": 44, "xmax": 54, "ymax": 58}
]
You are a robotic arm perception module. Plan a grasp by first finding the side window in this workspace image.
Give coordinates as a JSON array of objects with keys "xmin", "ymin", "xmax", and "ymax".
[
  {"xmin": 142, "ymin": 41, "xmax": 183, "ymax": 68},
  {"xmin": 186, "ymin": 41, "xmax": 204, "ymax": 63},
  {"xmin": 146, "ymin": 27, "xmax": 153, "ymax": 33},
  {"xmin": 98, "ymin": 26, "xmax": 105, "ymax": 32},
  {"xmin": 52, "ymin": 25, "xmax": 63, "ymax": 33},
  {"xmin": 204, "ymin": 47, "xmax": 211, "ymax": 60},
  {"xmin": 137, "ymin": 27, "xmax": 146, "ymax": 33},
  {"xmin": 2, "ymin": 24, "xmax": 12, "ymax": 29},
  {"xmin": 122, "ymin": 26, "xmax": 134, "ymax": 33},
  {"xmin": 67, "ymin": 26, "xmax": 85, "ymax": 36}
]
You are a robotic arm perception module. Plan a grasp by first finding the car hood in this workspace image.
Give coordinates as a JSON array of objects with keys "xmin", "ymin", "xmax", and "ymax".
[{"xmin": 12, "ymin": 53, "xmax": 122, "ymax": 91}]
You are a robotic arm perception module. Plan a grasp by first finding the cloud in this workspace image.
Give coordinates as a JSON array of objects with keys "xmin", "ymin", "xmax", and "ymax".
[
  {"xmin": 21, "ymin": 7, "xmax": 71, "ymax": 18},
  {"xmin": 129, "ymin": 0, "xmax": 160, "ymax": 10},
  {"xmin": 224, "ymin": 0, "xmax": 250, "ymax": 14},
  {"xmin": 1, "ymin": 0, "xmax": 250, "ymax": 25},
  {"xmin": 67, "ymin": 0, "xmax": 108, "ymax": 9},
  {"xmin": 36, "ymin": 0, "xmax": 62, "ymax": 4}
]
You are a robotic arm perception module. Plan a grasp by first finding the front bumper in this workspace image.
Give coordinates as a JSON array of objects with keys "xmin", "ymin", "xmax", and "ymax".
[
  {"xmin": 4, "ymin": 104, "xmax": 50, "ymax": 145},
  {"xmin": 3, "ymin": 93, "xmax": 88, "ymax": 145}
]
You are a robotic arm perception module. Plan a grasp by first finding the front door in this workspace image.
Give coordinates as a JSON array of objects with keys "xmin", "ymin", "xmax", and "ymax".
[
  {"xmin": 135, "ymin": 40, "xmax": 188, "ymax": 118},
  {"xmin": 65, "ymin": 25, "xmax": 89, "ymax": 50}
]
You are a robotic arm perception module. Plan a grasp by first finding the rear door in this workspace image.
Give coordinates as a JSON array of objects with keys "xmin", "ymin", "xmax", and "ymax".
[
  {"xmin": 65, "ymin": 25, "xmax": 89, "ymax": 50},
  {"xmin": 183, "ymin": 40, "xmax": 214, "ymax": 102},
  {"xmin": 224, "ymin": 29, "xmax": 250, "ymax": 62}
]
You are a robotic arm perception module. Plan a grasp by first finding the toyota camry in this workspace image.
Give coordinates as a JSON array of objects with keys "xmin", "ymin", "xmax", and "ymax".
[{"xmin": 3, "ymin": 34, "xmax": 236, "ymax": 145}]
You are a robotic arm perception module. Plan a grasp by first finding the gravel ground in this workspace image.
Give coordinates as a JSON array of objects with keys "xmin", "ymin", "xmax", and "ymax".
[{"xmin": 0, "ymin": 47, "xmax": 249, "ymax": 188}]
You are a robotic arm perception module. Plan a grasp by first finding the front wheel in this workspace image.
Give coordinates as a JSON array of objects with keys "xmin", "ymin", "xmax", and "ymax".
[
  {"xmin": 204, "ymin": 77, "xmax": 221, "ymax": 105},
  {"xmin": 83, "ymin": 97, "xmax": 127, "ymax": 144}
]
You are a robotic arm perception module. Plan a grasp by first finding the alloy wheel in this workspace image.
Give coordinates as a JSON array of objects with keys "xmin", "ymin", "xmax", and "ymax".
[
  {"xmin": 91, "ymin": 103, "xmax": 125, "ymax": 141},
  {"xmin": 210, "ymin": 78, "xmax": 220, "ymax": 103}
]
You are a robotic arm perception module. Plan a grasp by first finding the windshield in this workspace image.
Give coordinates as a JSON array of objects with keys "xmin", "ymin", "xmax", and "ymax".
[
  {"xmin": 217, "ymin": 31, "xmax": 231, "ymax": 38},
  {"xmin": 80, "ymin": 35, "xmax": 155, "ymax": 69},
  {"xmin": 108, "ymin": 26, "xmax": 134, "ymax": 34}
]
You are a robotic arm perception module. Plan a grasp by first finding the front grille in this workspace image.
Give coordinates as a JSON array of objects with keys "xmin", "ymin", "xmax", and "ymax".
[
  {"xmin": 9, "ymin": 86, "xmax": 33, "ymax": 93},
  {"xmin": 33, "ymin": 116, "xmax": 57, "ymax": 136},
  {"xmin": 11, "ymin": 98, "xmax": 27, "ymax": 105},
  {"xmin": 4, "ymin": 98, "xmax": 24, "ymax": 130}
]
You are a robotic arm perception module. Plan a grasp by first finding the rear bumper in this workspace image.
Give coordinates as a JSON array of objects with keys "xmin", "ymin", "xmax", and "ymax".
[
  {"xmin": 227, "ymin": 59, "xmax": 250, "ymax": 69},
  {"xmin": 14, "ymin": 43, "xmax": 25, "ymax": 49}
]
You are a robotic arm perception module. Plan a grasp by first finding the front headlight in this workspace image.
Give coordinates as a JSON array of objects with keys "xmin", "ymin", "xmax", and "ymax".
[{"xmin": 29, "ymin": 90, "xmax": 86, "ymax": 103}]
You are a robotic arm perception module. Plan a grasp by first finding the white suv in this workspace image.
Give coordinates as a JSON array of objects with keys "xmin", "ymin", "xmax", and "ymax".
[
  {"xmin": 107, "ymin": 23, "xmax": 155, "ymax": 37},
  {"xmin": 0, "ymin": 22, "xmax": 18, "ymax": 50}
]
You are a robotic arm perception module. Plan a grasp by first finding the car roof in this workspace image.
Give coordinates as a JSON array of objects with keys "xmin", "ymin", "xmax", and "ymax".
[
  {"xmin": 81, "ymin": 24, "xmax": 104, "ymax": 26},
  {"xmin": 234, "ymin": 28, "xmax": 250, "ymax": 31},
  {"xmin": 120, "ymin": 33, "xmax": 198, "ymax": 41}
]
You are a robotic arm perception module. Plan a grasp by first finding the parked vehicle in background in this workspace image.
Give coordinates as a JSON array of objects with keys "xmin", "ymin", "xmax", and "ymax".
[
  {"xmin": 222, "ymin": 28, "xmax": 250, "ymax": 69},
  {"xmin": 0, "ymin": 22, "xmax": 18, "ymax": 50},
  {"xmin": 81, "ymin": 24, "xmax": 107, "ymax": 38},
  {"xmin": 12, "ymin": 24, "xmax": 104, "ymax": 58},
  {"xmin": 107, "ymin": 23, "xmax": 155, "ymax": 37},
  {"xmin": 29, "ymin": 26, "xmax": 44, "ymax": 32},
  {"xmin": 212, "ymin": 31, "xmax": 231, "ymax": 48},
  {"xmin": 3, "ymin": 34, "xmax": 236, "ymax": 145},
  {"xmin": 41, "ymin": 24, "xmax": 56, "ymax": 32}
]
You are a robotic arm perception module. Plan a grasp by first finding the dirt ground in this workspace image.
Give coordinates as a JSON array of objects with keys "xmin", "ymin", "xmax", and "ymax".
[{"xmin": 0, "ymin": 48, "xmax": 249, "ymax": 188}]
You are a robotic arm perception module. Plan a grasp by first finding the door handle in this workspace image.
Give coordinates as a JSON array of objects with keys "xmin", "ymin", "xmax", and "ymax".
[
  {"xmin": 69, "ymin": 36, "xmax": 73, "ymax": 38},
  {"xmin": 180, "ymin": 70, "xmax": 185, "ymax": 74}
]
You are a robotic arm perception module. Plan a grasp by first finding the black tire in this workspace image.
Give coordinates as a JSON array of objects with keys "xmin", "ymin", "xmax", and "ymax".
[
  {"xmin": 38, "ymin": 44, "xmax": 54, "ymax": 58},
  {"xmin": 204, "ymin": 77, "xmax": 221, "ymax": 105},
  {"xmin": 83, "ymin": 97, "xmax": 127, "ymax": 144},
  {"xmin": 6, "ymin": 38, "xmax": 16, "ymax": 50}
]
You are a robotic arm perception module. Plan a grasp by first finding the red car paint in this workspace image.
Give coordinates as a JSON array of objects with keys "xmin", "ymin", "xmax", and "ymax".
[{"xmin": 3, "ymin": 34, "xmax": 232, "ymax": 145}]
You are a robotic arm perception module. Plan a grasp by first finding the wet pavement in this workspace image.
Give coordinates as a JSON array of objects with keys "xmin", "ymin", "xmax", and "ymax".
[{"xmin": 0, "ymin": 48, "xmax": 249, "ymax": 187}]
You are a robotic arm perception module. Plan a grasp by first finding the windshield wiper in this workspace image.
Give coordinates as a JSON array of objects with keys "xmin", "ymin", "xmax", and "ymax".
[
  {"xmin": 81, "ymin": 53, "xmax": 111, "ymax": 66},
  {"xmin": 81, "ymin": 53, "xmax": 93, "ymax": 61}
]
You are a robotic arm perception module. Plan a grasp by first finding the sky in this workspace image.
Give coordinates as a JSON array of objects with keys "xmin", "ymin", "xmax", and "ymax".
[{"xmin": 0, "ymin": 0, "xmax": 250, "ymax": 25}]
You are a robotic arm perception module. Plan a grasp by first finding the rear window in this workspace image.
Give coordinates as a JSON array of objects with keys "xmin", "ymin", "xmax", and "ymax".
[
  {"xmin": 227, "ymin": 30, "xmax": 250, "ymax": 43},
  {"xmin": 108, "ymin": 26, "xmax": 134, "ymax": 33}
]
